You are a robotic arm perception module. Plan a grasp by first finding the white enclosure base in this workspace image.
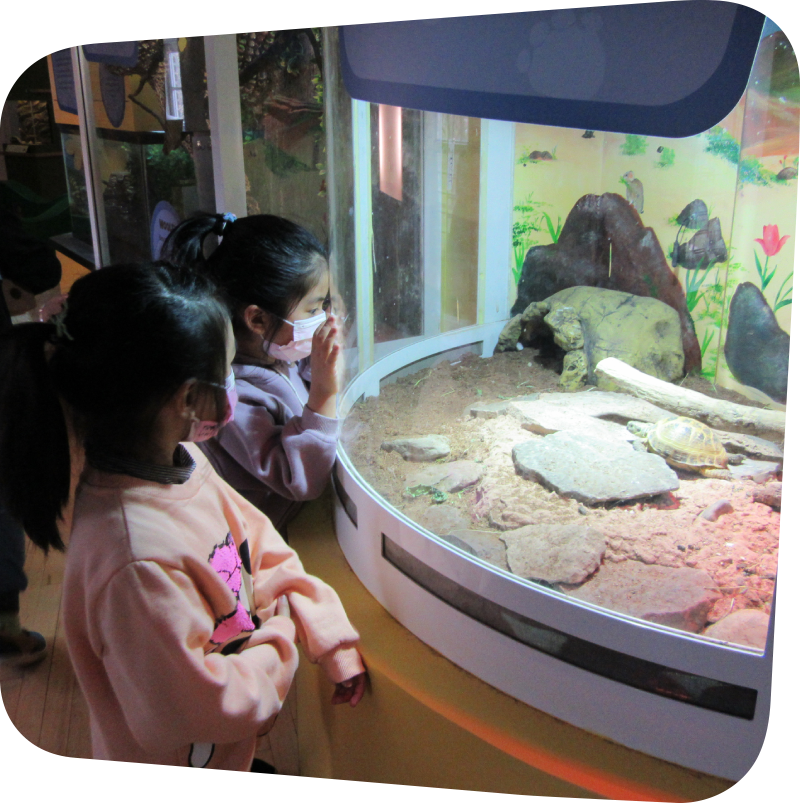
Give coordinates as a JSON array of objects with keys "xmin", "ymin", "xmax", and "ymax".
[{"xmin": 334, "ymin": 323, "xmax": 773, "ymax": 781}]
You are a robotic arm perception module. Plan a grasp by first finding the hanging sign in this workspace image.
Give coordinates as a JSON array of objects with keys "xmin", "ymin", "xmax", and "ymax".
[
  {"xmin": 150, "ymin": 201, "xmax": 181, "ymax": 260},
  {"xmin": 83, "ymin": 42, "xmax": 139, "ymax": 67},
  {"xmin": 99, "ymin": 64, "xmax": 126, "ymax": 128},
  {"xmin": 51, "ymin": 49, "xmax": 77, "ymax": 115}
]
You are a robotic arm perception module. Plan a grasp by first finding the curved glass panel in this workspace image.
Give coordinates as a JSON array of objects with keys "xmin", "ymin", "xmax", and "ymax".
[{"xmin": 335, "ymin": 21, "xmax": 794, "ymax": 653}]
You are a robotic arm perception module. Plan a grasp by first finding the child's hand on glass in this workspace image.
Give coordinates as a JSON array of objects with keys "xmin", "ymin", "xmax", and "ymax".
[
  {"xmin": 308, "ymin": 315, "xmax": 341, "ymax": 417},
  {"xmin": 331, "ymin": 670, "xmax": 367, "ymax": 707}
]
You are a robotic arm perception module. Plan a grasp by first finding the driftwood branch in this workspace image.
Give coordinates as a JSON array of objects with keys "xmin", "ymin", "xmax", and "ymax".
[{"xmin": 595, "ymin": 357, "xmax": 785, "ymax": 440}]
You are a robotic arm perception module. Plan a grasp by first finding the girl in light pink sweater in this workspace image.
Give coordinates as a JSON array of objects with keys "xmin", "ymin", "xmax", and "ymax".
[{"xmin": 0, "ymin": 262, "xmax": 366, "ymax": 771}]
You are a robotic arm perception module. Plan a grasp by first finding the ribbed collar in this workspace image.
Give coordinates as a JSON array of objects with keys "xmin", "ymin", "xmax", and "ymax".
[{"xmin": 86, "ymin": 444, "xmax": 196, "ymax": 485}]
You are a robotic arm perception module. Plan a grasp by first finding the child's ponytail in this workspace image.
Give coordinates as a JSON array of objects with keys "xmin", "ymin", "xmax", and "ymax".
[
  {"xmin": 162, "ymin": 212, "xmax": 235, "ymax": 270},
  {"xmin": 0, "ymin": 322, "xmax": 71, "ymax": 551}
]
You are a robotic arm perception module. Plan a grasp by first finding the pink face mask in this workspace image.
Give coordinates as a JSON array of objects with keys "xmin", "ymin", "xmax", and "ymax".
[
  {"xmin": 186, "ymin": 371, "xmax": 238, "ymax": 442},
  {"xmin": 264, "ymin": 310, "xmax": 327, "ymax": 363}
]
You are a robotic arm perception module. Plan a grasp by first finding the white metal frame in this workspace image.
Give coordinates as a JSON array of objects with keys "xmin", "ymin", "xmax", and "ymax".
[
  {"xmin": 204, "ymin": 35, "xmax": 247, "ymax": 219},
  {"xmin": 71, "ymin": 46, "xmax": 110, "ymax": 267}
]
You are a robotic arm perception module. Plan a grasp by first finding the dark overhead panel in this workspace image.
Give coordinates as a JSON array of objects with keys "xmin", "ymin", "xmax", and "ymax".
[{"xmin": 340, "ymin": 2, "xmax": 766, "ymax": 137}]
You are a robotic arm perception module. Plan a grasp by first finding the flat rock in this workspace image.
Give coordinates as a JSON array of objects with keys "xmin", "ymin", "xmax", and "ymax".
[
  {"xmin": 714, "ymin": 430, "xmax": 783, "ymax": 462},
  {"xmin": 728, "ymin": 459, "xmax": 781, "ymax": 481},
  {"xmin": 447, "ymin": 529, "xmax": 509, "ymax": 571},
  {"xmin": 704, "ymin": 609, "xmax": 770, "ymax": 650},
  {"xmin": 521, "ymin": 390, "xmax": 672, "ymax": 424},
  {"xmin": 501, "ymin": 524, "xmax": 606, "ymax": 585},
  {"xmin": 567, "ymin": 561, "xmax": 721, "ymax": 633},
  {"xmin": 381, "ymin": 435, "xmax": 450, "ymax": 462},
  {"xmin": 418, "ymin": 504, "xmax": 472, "ymax": 535},
  {"xmin": 466, "ymin": 393, "xmax": 540, "ymax": 419},
  {"xmin": 512, "ymin": 431, "xmax": 679, "ymax": 505},
  {"xmin": 406, "ymin": 460, "xmax": 484, "ymax": 493},
  {"xmin": 508, "ymin": 400, "xmax": 633, "ymax": 443}
]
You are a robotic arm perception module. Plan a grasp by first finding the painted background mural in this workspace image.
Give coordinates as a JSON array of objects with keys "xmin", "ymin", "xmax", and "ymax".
[{"xmin": 511, "ymin": 25, "xmax": 797, "ymax": 407}]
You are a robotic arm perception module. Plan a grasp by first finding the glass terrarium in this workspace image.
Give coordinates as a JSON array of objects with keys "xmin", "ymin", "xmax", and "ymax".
[{"xmin": 324, "ymin": 13, "xmax": 793, "ymax": 781}]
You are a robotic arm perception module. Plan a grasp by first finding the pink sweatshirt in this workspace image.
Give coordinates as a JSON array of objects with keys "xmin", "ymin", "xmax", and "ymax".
[
  {"xmin": 62, "ymin": 443, "xmax": 363, "ymax": 771},
  {"xmin": 200, "ymin": 360, "xmax": 339, "ymax": 531}
]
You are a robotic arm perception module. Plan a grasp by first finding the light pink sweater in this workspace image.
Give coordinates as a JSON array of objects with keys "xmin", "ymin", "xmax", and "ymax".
[{"xmin": 62, "ymin": 443, "xmax": 363, "ymax": 770}]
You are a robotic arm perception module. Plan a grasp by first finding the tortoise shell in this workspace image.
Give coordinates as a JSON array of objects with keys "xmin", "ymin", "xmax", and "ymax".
[{"xmin": 643, "ymin": 416, "xmax": 728, "ymax": 471}]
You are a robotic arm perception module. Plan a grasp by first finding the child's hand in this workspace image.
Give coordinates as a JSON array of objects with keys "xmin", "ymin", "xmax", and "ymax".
[
  {"xmin": 273, "ymin": 594, "xmax": 290, "ymax": 618},
  {"xmin": 307, "ymin": 315, "xmax": 341, "ymax": 417},
  {"xmin": 331, "ymin": 671, "xmax": 367, "ymax": 707}
]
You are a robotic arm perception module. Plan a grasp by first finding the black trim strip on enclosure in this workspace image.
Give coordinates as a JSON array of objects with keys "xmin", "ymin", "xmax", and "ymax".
[
  {"xmin": 333, "ymin": 468, "xmax": 358, "ymax": 528},
  {"xmin": 381, "ymin": 533, "xmax": 758, "ymax": 719}
]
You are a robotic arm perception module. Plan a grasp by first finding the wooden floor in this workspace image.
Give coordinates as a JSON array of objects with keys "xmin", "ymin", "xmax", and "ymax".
[{"xmin": 0, "ymin": 537, "xmax": 300, "ymax": 773}]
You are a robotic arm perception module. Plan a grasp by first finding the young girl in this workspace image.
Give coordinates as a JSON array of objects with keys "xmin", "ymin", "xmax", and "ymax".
[
  {"xmin": 164, "ymin": 214, "xmax": 343, "ymax": 534},
  {"xmin": 0, "ymin": 262, "xmax": 366, "ymax": 771}
]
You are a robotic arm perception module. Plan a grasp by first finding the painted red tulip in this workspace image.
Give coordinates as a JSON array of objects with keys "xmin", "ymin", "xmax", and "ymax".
[{"xmin": 755, "ymin": 224, "xmax": 790, "ymax": 257}]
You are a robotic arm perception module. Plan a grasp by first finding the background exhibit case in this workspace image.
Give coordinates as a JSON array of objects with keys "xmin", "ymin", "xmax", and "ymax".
[{"xmin": 324, "ymin": 5, "xmax": 794, "ymax": 781}]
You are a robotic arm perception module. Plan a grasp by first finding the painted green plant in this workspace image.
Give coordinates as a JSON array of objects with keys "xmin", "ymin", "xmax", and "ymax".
[
  {"xmin": 656, "ymin": 146, "xmax": 675, "ymax": 168},
  {"xmin": 773, "ymin": 271, "xmax": 794, "ymax": 311},
  {"xmin": 620, "ymin": 134, "xmax": 648, "ymax": 155},
  {"xmin": 704, "ymin": 126, "xmax": 774, "ymax": 186},
  {"xmin": 542, "ymin": 211, "xmax": 562, "ymax": 243},
  {"xmin": 512, "ymin": 192, "xmax": 557, "ymax": 283},
  {"xmin": 700, "ymin": 342, "xmax": 720, "ymax": 382},
  {"xmin": 699, "ymin": 328, "xmax": 716, "ymax": 362}
]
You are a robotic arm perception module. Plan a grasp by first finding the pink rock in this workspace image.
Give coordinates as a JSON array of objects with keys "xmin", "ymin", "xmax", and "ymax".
[
  {"xmin": 704, "ymin": 609, "xmax": 770, "ymax": 650},
  {"xmin": 752, "ymin": 483, "xmax": 781, "ymax": 510},
  {"xmin": 567, "ymin": 561, "xmax": 721, "ymax": 633},
  {"xmin": 698, "ymin": 499, "xmax": 734, "ymax": 522},
  {"xmin": 501, "ymin": 524, "xmax": 606, "ymax": 585}
]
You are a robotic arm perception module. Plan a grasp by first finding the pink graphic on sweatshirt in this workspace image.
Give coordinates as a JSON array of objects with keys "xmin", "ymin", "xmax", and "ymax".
[{"xmin": 208, "ymin": 533, "xmax": 255, "ymax": 645}]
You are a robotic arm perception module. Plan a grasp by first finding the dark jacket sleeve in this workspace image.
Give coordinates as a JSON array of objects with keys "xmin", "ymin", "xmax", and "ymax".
[{"xmin": 0, "ymin": 206, "xmax": 62, "ymax": 295}]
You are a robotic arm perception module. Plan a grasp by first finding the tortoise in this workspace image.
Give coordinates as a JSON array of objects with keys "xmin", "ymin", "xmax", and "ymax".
[{"xmin": 626, "ymin": 416, "xmax": 734, "ymax": 479}]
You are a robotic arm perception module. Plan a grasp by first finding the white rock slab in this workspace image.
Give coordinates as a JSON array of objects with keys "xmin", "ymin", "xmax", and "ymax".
[{"xmin": 512, "ymin": 431, "xmax": 680, "ymax": 504}]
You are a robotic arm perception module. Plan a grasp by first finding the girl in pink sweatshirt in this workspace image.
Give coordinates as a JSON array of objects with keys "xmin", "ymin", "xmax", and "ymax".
[
  {"xmin": 164, "ymin": 214, "xmax": 344, "ymax": 534},
  {"xmin": 0, "ymin": 262, "xmax": 366, "ymax": 771}
]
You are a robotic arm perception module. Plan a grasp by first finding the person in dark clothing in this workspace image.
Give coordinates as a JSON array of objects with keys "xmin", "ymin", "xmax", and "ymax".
[{"xmin": 0, "ymin": 202, "xmax": 62, "ymax": 666}]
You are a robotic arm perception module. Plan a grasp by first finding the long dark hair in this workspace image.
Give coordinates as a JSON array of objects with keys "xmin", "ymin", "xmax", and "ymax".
[
  {"xmin": 0, "ymin": 262, "xmax": 229, "ymax": 552},
  {"xmin": 163, "ymin": 213, "xmax": 328, "ymax": 344}
]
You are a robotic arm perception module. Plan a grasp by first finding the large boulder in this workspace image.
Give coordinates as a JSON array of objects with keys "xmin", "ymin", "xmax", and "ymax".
[
  {"xmin": 511, "ymin": 192, "xmax": 700, "ymax": 373},
  {"xmin": 518, "ymin": 286, "xmax": 685, "ymax": 388},
  {"xmin": 724, "ymin": 282, "xmax": 790, "ymax": 404}
]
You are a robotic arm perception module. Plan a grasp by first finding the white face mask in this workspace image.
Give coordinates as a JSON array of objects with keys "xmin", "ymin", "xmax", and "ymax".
[{"xmin": 264, "ymin": 310, "xmax": 327, "ymax": 363}]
